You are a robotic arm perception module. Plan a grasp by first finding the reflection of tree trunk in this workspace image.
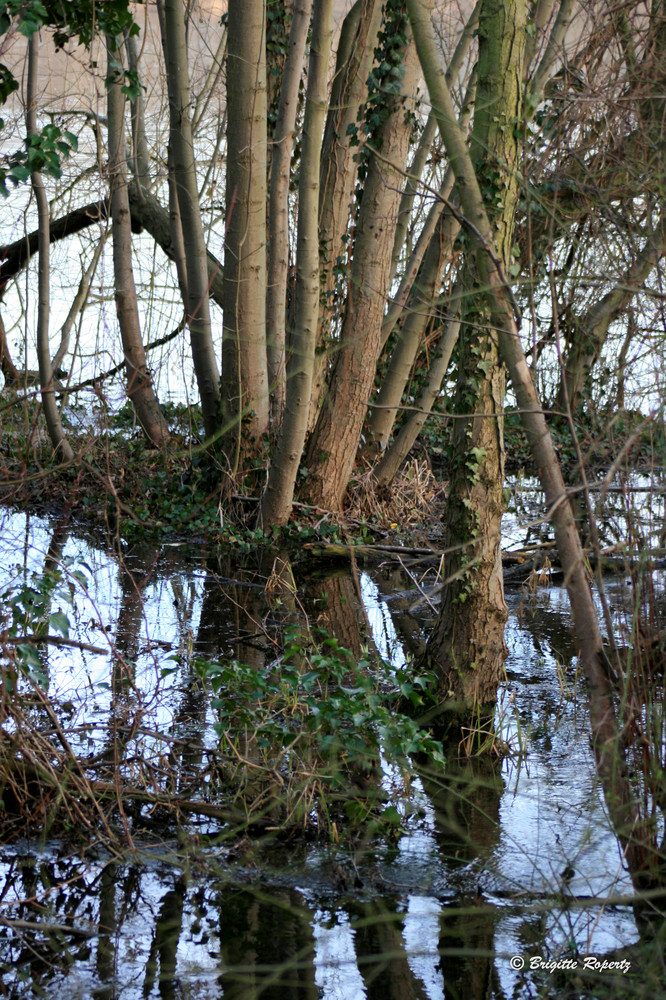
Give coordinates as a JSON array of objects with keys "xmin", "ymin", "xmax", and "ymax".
[
  {"xmin": 418, "ymin": 748, "xmax": 502, "ymax": 999},
  {"xmin": 114, "ymin": 546, "xmax": 158, "ymax": 683},
  {"xmin": 218, "ymin": 888, "xmax": 318, "ymax": 999},
  {"xmin": 37, "ymin": 520, "xmax": 71, "ymax": 683},
  {"xmin": 194, "ymin": 557, "xmax": 267, "ymax": 671},
  {"xmin": 418, "ymin": 749, "xmax": 503, "ymax": 866},
  {"xmin": 438, "ymin": 899, "xmax": 497, "ymax": 1000},
  {"xmin": 95, "ymin": 863, "xmax": 117, "ymax": 999},
  {"xmin": 350, "ymin": 899, "xmax": 429, "ymax": 1000},
  {"xmin": 101, "ymin": 546, "xmax": 158, "ymax": 783},
  {"xmin": 142, "ymin": 876, "xmax": 186, "ymax": 1000},
  {"xmin": 301, "ymin": 570, "xmax": 370, "ymax": 657}
]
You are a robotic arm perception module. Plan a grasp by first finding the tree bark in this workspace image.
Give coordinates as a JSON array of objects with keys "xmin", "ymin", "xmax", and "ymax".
[
  {"xmin": 159, "ymin": 0, "xmax": 221, "ymax": 438},
  {"xmin": 27, "ymin": 33, "xmax": 74, "ymax": 463},
  {"xmin": 559, "ymin": 229, "xmax": 666, "ymax": 413},
  {"xmin": 408, "ymin": 0, "xmax": 651, "ymax": 885},
  {"xmin": 387, "ymin": 0, "xmax": 479, "ymax": 292},
  {"xmin": 423, "ymin": 0, "xmax": 527, "ymax": 711},
  {"xmin": 259, "ymin": 0, "xmax": 334, "ymax": 528},
  {"xmin": 304, "ymin": 22, "xmax": 421, "ymax": 511},
  {"xmin": 106, "ymin": 34, "xmax": 170, "ymax": 449},
  {"xmin": 223, "ymin": 0, "xmax": 270, "ymax": 471},
  {"xmin": 266, "ymin": 0, "xmax": 314, "ymax": 431},
  {"xmin": 365, "ymin": 206, "xmax": 461, "ymax": 455},
  {"xmin": 307, "ymin": 0, "xmax": 383, "ymax": 434},
  {"xmin": 372, "ymin": 290, "xmax": 461, "ymax": 487}
]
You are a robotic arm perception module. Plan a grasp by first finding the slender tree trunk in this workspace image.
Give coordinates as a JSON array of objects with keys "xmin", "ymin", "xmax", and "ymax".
[
  {"xmin": 365, "ymin": 207, "xmax": 461, "ymax": 455},
  {"xmin": 106, "ymin": 35, "xmax": 170, "ymax": 449},
  {"xmin": 266, "ymin": 0, "xmax": 313, "ymax": 431},
  {"xmin": 372, "ymin": 290, "xmax": 461, "ymax": 487},
  {"xmin": 223, "ymin": 0, "xmax": 270, "ymax": 471},
  {"xmin": 387, "ymin": 1, "xmax": 479, "ymax": 291},
  {"xmin": 159, "ymin": 0, "xmax": 220, "ymax": 438},
  {"xmin": 27, "ymin": 33, "xmax": 74, "ymax": 462},
  {"xmin": 559, "ymin": 230, "xmax": 666, "ymax": 412},
  {"xmin": 0, "ymin": 310, "xmax": 21, "ymax": 384},
  {"xmin": 259, "ymin": 0, "xmax": 335, "ymax": 528},
  {"xmin": 303, "ymin": 24, "xmax": 421, "ymax": 511},
  {"xmin": 380, "ymin": 70, "xmax": 475, "ymax": 352},
  {"xmin": 124, "ymin": 31, "xmax": 151, "ymax": 197}
]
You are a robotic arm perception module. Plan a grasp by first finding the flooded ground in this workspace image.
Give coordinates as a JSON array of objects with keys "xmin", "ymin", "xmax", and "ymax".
[{"xmin": 0, "ymin": 484, "xmax": 662, "ymax": 999}]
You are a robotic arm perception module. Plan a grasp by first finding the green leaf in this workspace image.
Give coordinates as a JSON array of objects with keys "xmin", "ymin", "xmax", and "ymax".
[{"xmin": 48, "ymin": 610, "xmax": 70, "ymax": 637}]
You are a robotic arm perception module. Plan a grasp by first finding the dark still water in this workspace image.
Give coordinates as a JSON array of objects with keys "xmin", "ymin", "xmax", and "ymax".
[{"xmin": 0, "ymin": 503, "xmax": 652, "ymax": 999}]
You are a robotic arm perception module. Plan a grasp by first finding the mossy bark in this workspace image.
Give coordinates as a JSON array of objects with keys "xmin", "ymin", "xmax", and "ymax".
[{"xmin": 424, "ymin": 0, "xmax": 528, "ymax": 713}]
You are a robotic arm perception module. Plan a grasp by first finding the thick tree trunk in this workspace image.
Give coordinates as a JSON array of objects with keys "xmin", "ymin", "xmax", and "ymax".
[
  {"xmin": 106, "ymin": 35, "xmax": 170, "ymax": 449},
  {"xmin": 223, "ymin": 0, "xmax": 270, "ymax": 471},
  {"xmin": 424, "ymin": 0, "xmax": 527, "ymax": 711},
  {"xmin": 266, "ymin": 0, "xmax": 313, "ymax": 431},
  {"xmin": 409, "ymin": 0, "xmax": 651, "ymax": 885},
  {"xmin": 259, "ymin": 0, "xmax": 335, "ymax": 528},
  {"xmin": 307, "ymin": 0, "xmax": 383, "ymax": 434},
  {"xmin": 159, "ymin": 0, "xmax": 220, "ymax": 439},
  {"xmin": 303, "ymin": 24, "xmax": 420, "ymax": 511}
]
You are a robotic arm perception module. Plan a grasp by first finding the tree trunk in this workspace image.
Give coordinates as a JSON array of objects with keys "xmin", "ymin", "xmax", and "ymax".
[
  {"xmin": 259, "ymin": 0, "xmax": 335, "ymax": 528},
  {"xmin": 159, "ymin": 0, "xmax": 220, "ymax": 439},
  {"xmin": 303, "ymin": 21, "xmax": 421, "ymax": 511},
  {"xmin": 372, "ymin": 291, "xmax": 461, "ymax": 487},
  {"xmin": 365, "ymin": 207, "xmax": 461, "ymax": 456},
  {"xmin": 223, "ymin": 0, "xmax": 270, "ymax": 472},
  {"xmin": 266, "ymin": 0, "xmax": 314, "ymax": 431},
  {"xmin": 27, "ymin": 33, "xmax": 74, "ymax": 462},
  {"xmin": 423, "ymin": 0, "xmax": 527, "ymax": 712},
  {"xmin": 387, "ymin": 0, "xmax": 479, "ymax": 292},
  {"xmin": 307, "ymin": 0, "xmax": 383, "ymax": 434},
  {"xmin": 106, "ymin": 35, "xmax": 170, "ymax": 449},
  {"xmin": 559, "ymin": 230, "xmax": 665, "ymax": 413},
  {"xmin": 409, "ymin": 0, "xmax": 651, "ymax": 885}
]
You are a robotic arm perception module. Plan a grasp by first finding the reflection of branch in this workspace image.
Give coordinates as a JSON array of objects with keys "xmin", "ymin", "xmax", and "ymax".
[
  {"xmin": 4, "ymin": 634, "xmax": 107, "ymax": 654},
  {"xmin": 0, "ymin": 916, "xmax": 94, "ymax": 939}
]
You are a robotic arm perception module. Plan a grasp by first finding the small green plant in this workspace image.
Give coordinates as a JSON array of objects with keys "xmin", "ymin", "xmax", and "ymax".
[
  {"xmin": 1, "ymin": 561, "xmax": 83, "ymax": 689},
  {"xmin": 193, "ymin": 629, "xmax": 445, "ymax": 838}
]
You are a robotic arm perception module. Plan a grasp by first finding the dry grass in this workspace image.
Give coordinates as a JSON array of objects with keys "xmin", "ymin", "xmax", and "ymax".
[{"xmin": 345, "ymin": 458, "xmax": 447, "ymax": 536}]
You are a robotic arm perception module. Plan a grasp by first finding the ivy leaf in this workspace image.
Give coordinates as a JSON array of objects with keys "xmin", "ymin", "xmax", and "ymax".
[{"xmin": 48, "ymin": 611, "xmax": 70, "ymax": 638}]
